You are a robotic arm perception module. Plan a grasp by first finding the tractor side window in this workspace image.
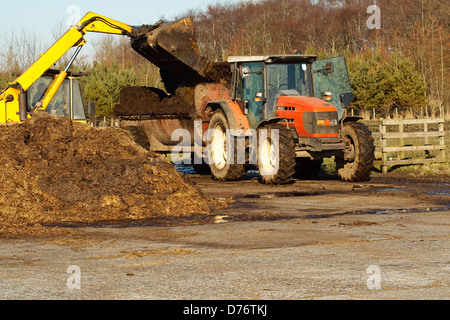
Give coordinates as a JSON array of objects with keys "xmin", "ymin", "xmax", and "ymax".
[
  {"xmin": 242, "ymin": 62, "xmax": 264, "ymax": 129},
  {"xmin": 72, "ymin": 79, "xmax": 86, "ymax": 120},
  {"xmin": 28, "ymin": 77, "xmax": 52, "ymax": 111}
]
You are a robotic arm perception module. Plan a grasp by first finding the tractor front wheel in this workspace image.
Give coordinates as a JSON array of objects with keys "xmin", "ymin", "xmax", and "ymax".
[{"xmin": 257, "ymin": 123, "xmax": 296, "ymax": 185}]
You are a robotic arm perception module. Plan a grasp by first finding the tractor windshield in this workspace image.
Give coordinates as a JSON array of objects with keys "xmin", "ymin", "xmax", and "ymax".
[{"xmin": 266, "ymin": 63, "xmax": 312, "ymax": 117}]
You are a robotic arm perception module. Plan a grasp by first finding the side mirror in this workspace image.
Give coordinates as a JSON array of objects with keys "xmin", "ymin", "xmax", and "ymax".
[
  {"xmin": 88, "ymin": 101, "xmax": 96, "ymax": 119},
  {"xmin": 339, "ymin": 92, "xmax": 354, "ymax": 108},
  {"xmin": 325, "ymin": 62, "xmax": 334, "ymax": 74}
]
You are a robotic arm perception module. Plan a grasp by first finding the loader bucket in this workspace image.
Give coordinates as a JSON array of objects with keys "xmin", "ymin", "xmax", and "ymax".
[{"xmin": 131, "ymin": 18, "xmax": 207, "ymax": 92}]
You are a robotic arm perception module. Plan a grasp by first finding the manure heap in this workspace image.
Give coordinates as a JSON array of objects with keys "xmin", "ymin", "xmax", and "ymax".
[
  {"xmin": 113, "ymin": 62, "xmax": 231, "ymax": 119},
  {"xmin": 0, "ymin": 113, "xmax": 210, "ymax": 238}
]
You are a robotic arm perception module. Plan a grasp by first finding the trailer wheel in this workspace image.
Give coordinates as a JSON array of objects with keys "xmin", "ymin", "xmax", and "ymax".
[
  {"xmin": 336, "ymin": 122, "xmax": 375, "ymax": 182},
  {"xmin": 257, "ymin": 123, "xmax": 296, "ymax": 185},
  {"xmin": 206, "ymin": 111, "xmax": 247, "ymax": 181}
]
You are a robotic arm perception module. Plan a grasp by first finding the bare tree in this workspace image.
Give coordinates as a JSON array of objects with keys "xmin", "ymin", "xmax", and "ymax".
[{"xmin": 0, "ymin": 29, "xmax": 46, "ymax": 75}]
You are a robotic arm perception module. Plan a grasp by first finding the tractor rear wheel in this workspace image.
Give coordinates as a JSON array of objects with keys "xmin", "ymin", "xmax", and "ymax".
[
  {"xmin": 206, "ymin": 110, "xmax": 247, "ymax": 181},
  {"xmin": 257, "ymin": 123, "xmax": 296, "ymax": 185},
  {"xmin": 336, "ymin": 122, "xmax": 375, "ymax": 182}
]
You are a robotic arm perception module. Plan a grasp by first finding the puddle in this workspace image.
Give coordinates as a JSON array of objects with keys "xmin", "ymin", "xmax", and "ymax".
[
  {"xmin": 374, "ymin": 183, "xmax": 450, "ymax": 196},
  {"xmin": 174, "ymin": 165, "xmax": 197, "ymax": 175},
  {"xmin": 427, "ymin": 189, "xmax": 450, "ymax": 196},
  {"xmin": 304, "ymin": 205, "xmax": 450, "ymax": 220},
  {"xmin": 243, "ymin": 191, "xmax": 319, "ymax": 199},
  {"xmin": 53, "ymin": 210, "xmax": 302, "ymax": 228},
  {"xmin": 87, "ymin": 203, "xmax": 449, "ymax": 227},
  {"xmin": 404, "ymin": 182, "xmax": 450, "ymax": 186},
  {"xmin": 175, "ymin": 165, "xmax": 261, "ymax": 180},
  {"xmin": 375, "ymin": 188, "xmax": 411, "ymax": 192},
  {"xmin": 47, "ymin": 203, "xmax": 450, "ymax": 229},
  {"xmin": 49, "ymin": 214, "xmax": 214, "ymax": 229}
]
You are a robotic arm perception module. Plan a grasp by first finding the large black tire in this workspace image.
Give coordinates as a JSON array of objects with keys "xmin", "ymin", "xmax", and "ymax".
[
  {"xmin": 294, "ymin": 158, "xmax": 323, "ymax": 180},
  {"xmin": 336, "ymin": 122, "xmax": 375, "ymax": 182},
  {"xmin": 206, "ymin": 111, "xmax": 247, "ymax": 181},
  {"xmin": 257, "ymin": 123, "xmax": 296, "ymax": 185}
]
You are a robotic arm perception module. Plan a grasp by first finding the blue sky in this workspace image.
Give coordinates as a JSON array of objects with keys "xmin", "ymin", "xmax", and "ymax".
[{"xmin": 0, "ymin": 0, "xmax": 238, "ymax": 60}]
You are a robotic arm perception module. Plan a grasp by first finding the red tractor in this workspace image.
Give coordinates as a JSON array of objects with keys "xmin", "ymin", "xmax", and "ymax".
[
  {"xmin": 200, "ymin": 54, "xmax": 375, "ymax": 184},
  {"xmin": 119, "ymin": 18, "xmax": 374, "ymax": 184}
]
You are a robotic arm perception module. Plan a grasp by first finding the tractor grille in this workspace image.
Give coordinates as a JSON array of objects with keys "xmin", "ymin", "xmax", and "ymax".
[{"xmin": 302, "ymin": 112, "xmax": 339, "ymax": 135}]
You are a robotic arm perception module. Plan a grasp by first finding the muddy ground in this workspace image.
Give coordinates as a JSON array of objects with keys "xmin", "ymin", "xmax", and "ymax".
[{"xmin": 0, "ymin": 166, "xmax": 448, "ymax": 301}]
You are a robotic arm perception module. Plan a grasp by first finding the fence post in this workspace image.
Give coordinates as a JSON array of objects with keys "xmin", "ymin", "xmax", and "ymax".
[
  {"xmin": 399, "ymin": 122, "xmax": 404, "ymax": 160},
  {"xmin": 381, "ymin": 121, "xmax": 388, "ymax": 174},
  {"xmin": 439, "ymin": 120, "xmax": 446, "ymax": 160},
  {"xmin": 424, "ymin": 121, "xmax": 429, "ymax": 145}
]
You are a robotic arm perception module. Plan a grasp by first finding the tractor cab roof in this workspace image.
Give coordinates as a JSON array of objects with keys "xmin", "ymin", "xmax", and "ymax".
[
  {"xmin": 43, "ymin": 69, "xmax": 84, "ymax": 78},
  {"xmin": 227, "ymin": 54, "xmax": 317, "ymax": 64}
]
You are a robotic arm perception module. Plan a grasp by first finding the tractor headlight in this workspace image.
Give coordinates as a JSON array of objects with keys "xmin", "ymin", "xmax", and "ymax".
[
  {"xmin": 317, "ymin": 119, "xmax": 337, "ymax": 126},
  {"xmin": 322, "ymin": 91, "xmax": 332, "ymax": 101}
]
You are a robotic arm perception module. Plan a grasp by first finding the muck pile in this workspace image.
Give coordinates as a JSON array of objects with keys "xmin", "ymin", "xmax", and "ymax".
[
  {"xmin": 113, "ymin": 62, "xmax": 231, "ymax": 119},
  {"xmin": 114, "ymin": 86, "xmax": 196, "ymax": 119},
  {"xmin": 0, "ymin": 113, "xmax": 211, "ymax": 238}
]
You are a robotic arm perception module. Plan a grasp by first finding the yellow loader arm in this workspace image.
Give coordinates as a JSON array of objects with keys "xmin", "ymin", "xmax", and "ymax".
[{"xmin": 0, "ymin": 12, "xmax": 134, "ymax": 124}]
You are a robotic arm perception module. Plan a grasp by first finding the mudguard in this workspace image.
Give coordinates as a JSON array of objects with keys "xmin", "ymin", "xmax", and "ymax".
[
  {"xmin": 340, "ymin": 116, "xmax": 363, "ymax": 123},
  {"xmin": 256, "ymin": 117, "xmax": 287, "ymax": 130},
  {"xmin": 204, "ymin": 100, "xmax": 251, "ymax": 136}
]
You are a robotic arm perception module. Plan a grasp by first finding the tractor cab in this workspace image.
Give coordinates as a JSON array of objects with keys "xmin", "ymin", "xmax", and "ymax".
[
  {"xmin": 27, "ymin": 69, "xmax": 87, "ymax": 122},
  {"xmin": 228, "ymin": 55, "xmax": 353, "ymax": 129}
]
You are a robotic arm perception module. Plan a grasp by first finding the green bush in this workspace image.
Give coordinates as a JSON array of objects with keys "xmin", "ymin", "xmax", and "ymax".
[
  {"xmin": 82, "ymin": 63, "xmax": 136, "ymax": 117},
  {"xmin": 348, "ymin": 50, "xmax": 426, "ymax": 115}
]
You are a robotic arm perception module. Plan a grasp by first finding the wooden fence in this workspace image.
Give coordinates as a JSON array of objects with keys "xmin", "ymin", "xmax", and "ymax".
[{"xmin": 362, "ymin": 118, "xmax": 446, "ymax": 173}]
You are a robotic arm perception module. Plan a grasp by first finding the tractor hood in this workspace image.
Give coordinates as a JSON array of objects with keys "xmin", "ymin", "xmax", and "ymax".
[
  {"xmin": 275, "ymin": 95, "xmax": 340, "ymax": 138},
  {"xmin": 276, "ymin": 96, "xmax": 337, "ymax": 113}
]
